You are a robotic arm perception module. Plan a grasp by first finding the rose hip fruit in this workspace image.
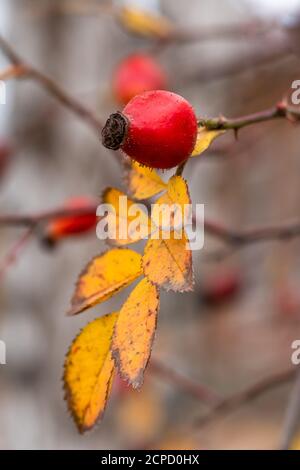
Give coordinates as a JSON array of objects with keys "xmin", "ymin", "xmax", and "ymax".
[
  {"xmin": 102, "ymin": 90, "xmax": 198, "ymax": 169},
  {"xmin": 42, "ymin": 196, "xmax": 98, "ymax": 247},
  {"xmin": 113, "ymin": 53, "xmax": 167, "ymax": 105}
]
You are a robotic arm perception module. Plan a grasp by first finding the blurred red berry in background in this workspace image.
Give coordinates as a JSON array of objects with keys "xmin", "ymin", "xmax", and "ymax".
[
  {"xmin": 113, "ymin": 53, "xmax": 167, "ymax": 105},
  {"xmin": 42, "ymin": 196, "xmax": 98, "ymax": 247},
  {"xmin": 201, "ymin": 269, "xmax": 242, "ymax": 306},
  {"xmin": 276, "ymin": 282, "xmax": 300, "ymax": 318}
]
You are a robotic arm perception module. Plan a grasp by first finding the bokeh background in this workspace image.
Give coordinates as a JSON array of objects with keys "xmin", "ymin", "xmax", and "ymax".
[{"xmin": 0, "ymin": 0, "xmax": 300, "ymax": 450}]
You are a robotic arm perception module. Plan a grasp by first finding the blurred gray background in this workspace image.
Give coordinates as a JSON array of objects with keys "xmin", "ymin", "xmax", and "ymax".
[{"xmin": 0, "ymin": 0, "xmax": 300, "ymax": 450}]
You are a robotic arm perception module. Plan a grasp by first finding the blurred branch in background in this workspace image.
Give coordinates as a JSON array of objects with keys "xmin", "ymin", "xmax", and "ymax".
[
  {"xmin": 204, "ymin": 218, "xmax": 300, "ymax": 247},
  {"xmin": 194, "ymin": 368, "xmax": 296, "ymax": 431},
  {"xmin": 0, "ymin": 228, "xmax": 33, "ymax": 280},
  {"xmin": 29, "ymin": 0, "xmax": 278, "ymax": 45},
  {"xmin": 279, "ymin": 369, "xmax": 300, "ymax": 449},
  {"xmin": 188, "ymin": 38, "xmax": 294, "ymax": 84},
  {"xmin": 3, "ymin": 202, "xmax": 300, "ymax": 246},
  {"xmin": 0, "ymin": 34, "xmax": 298, "ymax": 144},
  {"xmin": 150, "ymin": 359, "xmax": 220, "ymax": 406},
  {"xmin": 27, "ymin": 0, "xmax": 296, "ymax": 86},
  {"xmin": 0, "ymin": 204, "xmax": 99, "ymax": 228},
  {"xmin": 0, "ymin": 35, "xmax": 103, "ymax": 134},
  {"xmin": 1, "ymin": 0, "xmax": 300, "ymax": 449}
]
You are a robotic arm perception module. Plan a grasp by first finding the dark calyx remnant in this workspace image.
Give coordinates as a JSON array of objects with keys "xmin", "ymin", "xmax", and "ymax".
[{"xmin": 101, "ymin": 112, "xmax": 129, "ymax": 150}]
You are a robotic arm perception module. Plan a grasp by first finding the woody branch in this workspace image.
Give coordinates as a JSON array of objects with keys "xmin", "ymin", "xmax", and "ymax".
[
  {"xmin": 0, "ymin": 35, "xmax": 103, "ymax": 134},
  {"xmin": 0, "ymin": 36, "xmax": 299, "ymax": 142},
  {"xmin": 198, "ymin": 103, "xmax": 300, "ymax": 132},
  {"xmin": 2, "ymin": 207, "xmax": 300, "ymax": 249}
]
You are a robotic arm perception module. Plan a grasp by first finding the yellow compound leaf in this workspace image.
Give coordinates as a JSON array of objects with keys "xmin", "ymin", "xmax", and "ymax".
[
  {"xmin": 64, "ymin": 312, "xmax": 118, "ymax": 433},
  {"xmin": 125, "ymin": 162, "xmax": 167, "ymax": 200},
  {"xmin": 68, "ymin": 249, "xmax": 142, "ymax": 316},
  {"xmin": 112, "ymin": 278, "xmax": 160, "ymax": 389},
  {"xmin": 118, "ymin": 6, "xmax": 174, "ymax": 39},
  {"xmin": 191, "ymin": 127, "xmax": 226, "ymax": 157},
  {"xmin": 102, "ymin": 187, "xmax": 150, "ymax": 245},
  {"xmin": 142, "ymin": 231, "xmax": 194, "ymax": 292},
  {"xmin": 152, "ymin": 176, "xmax": 191, "ymax": 231}
]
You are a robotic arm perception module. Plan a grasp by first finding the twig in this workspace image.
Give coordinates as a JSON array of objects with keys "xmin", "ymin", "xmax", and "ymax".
[
  {"xmin": 279, "ymin": 368, "xmax": 300, "ymax": 450},
  {"xmin": 169, "ymin": 21, "xmax": 277, "ymax": 45},
  {"xmin": 29, "ymin": 0, "xmax": 115, "ymax": 19},
  {"xmin": 0, "ymin": 64, "xmax": 27, "ymax": 81},
  {"xmin": 0, "ymin": 35, "xmax": 103, "ymax": 134},
  {"xmin": 198, "ymin": 102, "xmax": 300, "ymax": 133},
  {"xmin": 189, "ymin": 40, "xmax": 292, "ymax": 84},
  {"xmin": 194, "ymin": 368, "xmax": 295, "ymax": 429},
  {"xmin": 0, "ymin": 204, "xmax": 99, "ymax": 228},
  {"xmin": 175, "ymin": 160, "xmax": 188, "ymax": 176},
  {"xmin": 3, "ymin": 207, "xmax": 300, "ymax": 252},
  {"xmin": 31, "ymin": 1, "xmax": 277, "ymax": 46},
  {"xmin": 0, "ymin": 228, "xmax": 34, "ymax": 280},
  {"xmin": 0, "ymin": 36, "xmax": 298, "ymax": 148},
  {"xmin": 150, "ymin": 359, "xmax": 220, "ymax": 406},
  {"xmin": 203, "ymin": 218, "xmax": 300, "ymax": 247}
]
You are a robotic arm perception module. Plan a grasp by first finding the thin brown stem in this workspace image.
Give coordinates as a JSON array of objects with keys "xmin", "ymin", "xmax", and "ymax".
[
  {"xmin": 0, "ymin": 64, "xmax": 27, "ymax": 81},
  {"xmin": 0, "ymin": 228, "xmax": 34, "ymax": 280},
  {"xmin": 2, "ymin": 208, "xmax": 300, "ymax": 252},
  {"xmin": 0, "ymin": 35, "xmax": 103, "ymax": 134},
  {"xmin": 195, "ymin": 368, "xmax": 295, "ymax": 429},
  {"xmin": 203, "ymin": 218, "xmax": 300, "ymax": 247},
  {"xmin": 0, "ymin": 204, "xmax": 99, "ymax": 228},
  {"xmin": 31, "ymin": 1, "xmax": 277, "ymax": 46},
  {"xmin": 175, "ymin": 160, "xmax": 188, "ymax": 177},
  {"xmin": 198, "ymin": 102, "xmax": 300, "ymax": 133},
  {"xmin": 151, "ymin": 359, "xmax": 220, "ymax": 406},
  {"xmin": 279, "ymin": 369, "xmax": 300, "ymax": 450},
  {"xmin": 169, "ymin": 20, "xmax": 277, "ymax": 45}
]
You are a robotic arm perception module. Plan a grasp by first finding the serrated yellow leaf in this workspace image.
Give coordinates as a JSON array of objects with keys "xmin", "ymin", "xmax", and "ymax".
[
  {"xmin": 192, "ymin": 127, "xmax": 226, "ymax": 157},
  {"xmin": 64, "ymin": 313, "xmax": 118, "ymax": 433},
  {"xmin": 125, "ymin": 162, "xmax": 167, "ymax": 200},
  {"xmin": 143, "ymin": 231, "xmax": 194, "ymax": 292},
  {"xmin": 102, "ymin": 188, "xmax": 150, "ymax": 245},
  {"xmin": 112, "ymin": 278, "xmax": 159, "ymax": 389},
  {"xmin": 68, "ymin": 249, "xmax": 142, "ymax": 316},
  {"xmin": 118, "ymin": 6, "xmax": 174, "ymax": 39},
  {"xmin": 152, "ymin": 176, "xmax": 191, "ymax": 231}
]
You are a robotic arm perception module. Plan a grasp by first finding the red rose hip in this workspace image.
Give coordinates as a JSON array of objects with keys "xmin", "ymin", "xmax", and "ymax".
[
  {"xmin": 101, "ymin": 90, "xmax": 198, "ymax": 169},
  {"xmin": 42, "ymin": 196, "xmax": 98, "ymax": 247},
  {"xmin": 113, "ymin": 53, "xmax": 167, "ymax": 105}
]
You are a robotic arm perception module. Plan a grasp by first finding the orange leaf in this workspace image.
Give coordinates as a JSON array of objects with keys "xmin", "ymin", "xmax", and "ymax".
[
  {"xmin": 68, "ymin": 248, "xmax": 142, "ymax": 316},
  {"xmin": 112, "ymin": 278, "xmax": 160, "ymax": 388},
  {"xmin": 143, "ymin": 230, "xmax": 194, "ymax": 292},
  {"xmin": 102, "ymin": 187, "xmax": 150, "ymax": 245},
  {"xmin": 64, "ymin": 312, "xmax": 118, "ymax": 433},
  {"xmin": 125, "ymin": 162, "xmax": 167, "ymax": 200}
]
